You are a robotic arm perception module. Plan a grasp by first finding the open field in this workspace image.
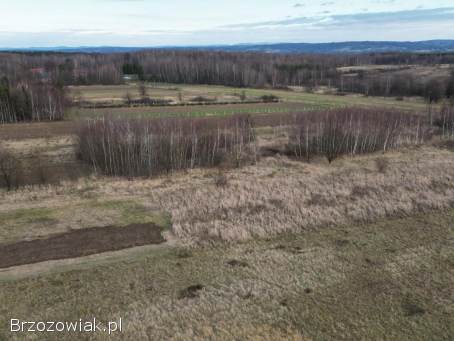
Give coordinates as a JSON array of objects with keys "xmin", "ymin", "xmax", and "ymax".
[
  {"xmin": 0, "ymin": 121, "xmax": 75, "ymax": 140},
  {"xmin": 0, "ymin": 83, "xmax": 435, "ymax": 142},
  {"xmin": 68, "ymin": 83, "xmax": 432, "ymax": 120},
  {"xmin": 0, "ymin": 146, "xmax": 453, "ymax": 340},
  {"xmin": 68, "ymin": 101, "xmax": 318, "ymax": 120}
]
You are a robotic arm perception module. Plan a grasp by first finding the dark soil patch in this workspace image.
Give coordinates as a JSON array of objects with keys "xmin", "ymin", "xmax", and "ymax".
[
  {"xmin": 280, "ymin": 299, "xmax": 289, "ymax": 307},
  {"xmin": 0, "ymin": 223, "xmax": 165, "ymax": 268},
  {"xmin": 227, "ymin": 259, "xmax": 249, "ymax": 267},
  {"xmin": 402, "ymin": 300, "xmax": 426, "ymax": 316},
  {"xmin": 334, "ymin": 239, "xmax": 350, "ymax": 247},
  {"xmin": 178, "ymin": 284, "xmax": 204, "ymax": 299},
  {"xmin": 274, "ymin": 244, "xmax": 286, "ymax": 250},
  {"xmin": 175, "ymin": 249, "xmax": 193, "ymax": 259}
]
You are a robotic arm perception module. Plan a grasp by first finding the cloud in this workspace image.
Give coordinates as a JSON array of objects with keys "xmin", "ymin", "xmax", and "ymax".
[
  {"xmin": 1, "ymin": 5, "xmax": 454, "ymax": 47},
  {"xmin": 222, "ymin": 7, "xmax": 454, "ymax": 30}
]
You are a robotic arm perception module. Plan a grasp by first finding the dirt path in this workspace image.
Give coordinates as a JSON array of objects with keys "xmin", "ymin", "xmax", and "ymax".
[{"xmin": 0, "ymin": 223, "xmax": 165, "ymax": 268}]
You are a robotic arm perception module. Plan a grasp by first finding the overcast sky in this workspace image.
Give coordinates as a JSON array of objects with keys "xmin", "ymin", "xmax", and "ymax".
[{"xmin": 0, "ymin": 0, "xmax": 454, "ymax": 47}]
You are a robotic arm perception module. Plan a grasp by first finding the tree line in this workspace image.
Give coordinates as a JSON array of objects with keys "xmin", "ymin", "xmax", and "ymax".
[{"xmin": 1, "ymin": 50, "xmax": 454, "ymax": 123}]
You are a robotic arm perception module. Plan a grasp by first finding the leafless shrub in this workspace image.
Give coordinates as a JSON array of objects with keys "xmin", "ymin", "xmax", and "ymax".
[
  {"xmin": 434, "ymin": 104, "xmax": 454, "ymax": 139},
  {"xmin": 77, "ymin": 114, "xmax": 255, "ymax": 178},
  {"xmin": 190, "ymin": 96, "xmax": 215, "ymax": 103},
  {"xmin": 32, "ymin": 152, "xmax": 49, "ymax": 186},
  {"xmin": 375, "ymin": 157, "xmax": 389, "ymax": 174},
  {"xmin": 138, "ymin": 82, "xmax": 148, "ymax": 98},
  {"xmin": 239, "ymin": 90, "xmax": 247, "ymax": 101},
  {"xmin": 288, "ymin": 108, "xmax": 426, "ymax": 163},
  {"xmin": 213, "ymin": 172, "xmax": 228, "ymax": 188},
  {"xmin": 260, "ymin": 95, "xmax": 279, "ymax": 103},
  {"xmin": 124, "ymin": 92, "xmax": 133, "ymax": 106},
  {"xmin": 0, "ymin": 148, "xmax": 21, "ymax": 190}
]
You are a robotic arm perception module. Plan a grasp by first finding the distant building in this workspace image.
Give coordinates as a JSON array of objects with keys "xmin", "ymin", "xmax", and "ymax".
[
  {"xmin": 30, "ymin": 68, "xmax": 50, "ymax": 82},
  {"xmin": 30, "ymin": 67, "xmax": 45, "ymax": 75},
  {"xmin": 122, "ymin": 74, "xmax": 139, "ymax": 82}
]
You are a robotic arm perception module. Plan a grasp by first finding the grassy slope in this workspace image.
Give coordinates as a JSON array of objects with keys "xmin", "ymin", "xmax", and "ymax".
[{"xmin": 0, "ymin": 210, "xmax": 452, "ymax": 340}]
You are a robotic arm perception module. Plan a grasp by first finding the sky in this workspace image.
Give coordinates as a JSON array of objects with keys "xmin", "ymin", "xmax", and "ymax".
[{"xmin": 0, "ymin": 0, "xmax": 454, "ymax": 47}]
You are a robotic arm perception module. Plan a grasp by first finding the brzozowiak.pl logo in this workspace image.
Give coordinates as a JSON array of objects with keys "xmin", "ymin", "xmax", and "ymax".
[{"xmin": 10, "ymin": 318, "xmax": 123, "ymax": 335}]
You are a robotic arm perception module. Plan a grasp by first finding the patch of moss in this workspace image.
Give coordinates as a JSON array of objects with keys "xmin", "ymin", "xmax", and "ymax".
[
  {"xmin": 0, "ymin": 207, "xmax": 57, "ymax": 226},
  {"xmin": 87, "ymin": 200, "xmax": 172, "ymax": 230}
]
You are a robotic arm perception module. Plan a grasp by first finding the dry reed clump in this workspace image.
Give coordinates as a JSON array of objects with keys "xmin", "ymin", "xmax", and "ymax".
[
  {"xmin": 143, "ymin": 147, "xmax": 454, "ymax": 245},
  {"xmin": 288, "ymin": 108, "xmax": 426, "ymax": 163},
  {"xmin": 2, "ymin": 146, "xmax": 454, "ymax": 245},
  {"xmin": 76, "ymin": 114, "xmax": 255, "ymax": 177}
]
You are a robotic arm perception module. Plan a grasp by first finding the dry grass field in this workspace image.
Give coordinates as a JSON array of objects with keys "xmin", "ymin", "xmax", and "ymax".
[
  {"xmin": 1, "ymin": 142, "xmax": 454, "ymax": 245},
  {"xmin": 337, "ymin": 63, "xmax": 452, "ymax": 81},
  {"xmin": 0, "ymin": 144, "xmax": 453, "ymax": 340},
  {"xmin": 1, "ymin": 82, "xmax": 453, "ymax": 340}
]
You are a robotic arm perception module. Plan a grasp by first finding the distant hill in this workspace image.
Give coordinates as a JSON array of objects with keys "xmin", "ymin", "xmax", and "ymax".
[
  {"xmin": 208, "ymin": 40, "xmax": 454, "ymax": 54},
  {"xmin": 2, "ymin": 40, "xmax": 454, "ymax": 54},
  {"xmin": 0, "ymin": 46, "xmax": 145, "ymax": 54}
]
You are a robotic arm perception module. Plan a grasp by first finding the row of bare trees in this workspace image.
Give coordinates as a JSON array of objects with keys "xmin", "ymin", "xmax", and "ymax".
[
  {"xmin": 77, "ymin": 114, "xmax": 255, "ymax": 177},
  {"xmin": 77, "ymin": 108, "xmax": 435, "ymax": 179},
  {"xmin": 4, "ymin": 105, "xmax": 454, "ymax": 189},
  {"xmin": 288, "ymin": 108, "xmax": 427, "ymax": 163}
]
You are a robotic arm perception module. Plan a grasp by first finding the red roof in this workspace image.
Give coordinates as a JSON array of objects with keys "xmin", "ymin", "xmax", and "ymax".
[{"xmin": 30, "ymin": 68, "xmax": 45, "ymax": 74}]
